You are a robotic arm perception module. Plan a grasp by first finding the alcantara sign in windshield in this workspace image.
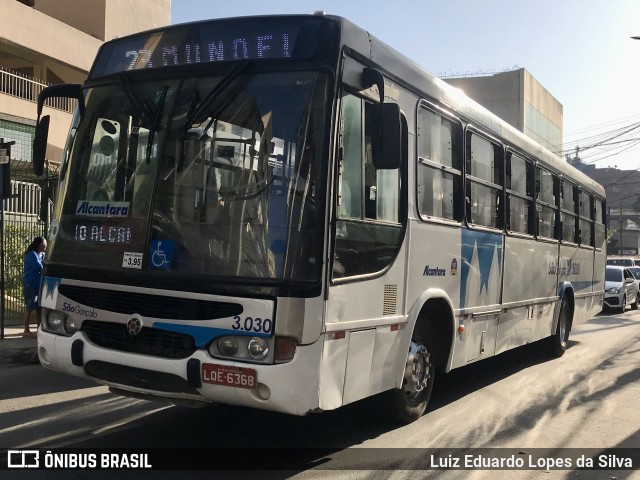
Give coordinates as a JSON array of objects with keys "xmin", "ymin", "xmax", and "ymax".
[{"xmin": 90, "ymin": 16, "xmax": 323, "ymax": 78}]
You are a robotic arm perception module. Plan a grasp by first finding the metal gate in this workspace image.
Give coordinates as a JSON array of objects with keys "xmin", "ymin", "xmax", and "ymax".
[{"xmin": 1, "ymin": 181, "xmax": 46, "ymax": 333}]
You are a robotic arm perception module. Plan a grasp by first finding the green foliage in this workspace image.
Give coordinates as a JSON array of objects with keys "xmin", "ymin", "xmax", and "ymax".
[{"xmin": 3, "ymin": 221, "xmax": 43, "ymax": 296}]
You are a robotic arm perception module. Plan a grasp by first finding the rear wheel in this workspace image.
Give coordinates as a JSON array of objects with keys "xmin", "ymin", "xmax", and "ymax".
[
  {"xmin": 545, "ymin": 297, "xmax": 572, "ymax": 358},
  {"xmin": 631, "ymin": 294, "xmax": 639, "ymax": 310},
  {"xmin": 387, "ymin": 324, "xmax": 435, "ymax": 424}
]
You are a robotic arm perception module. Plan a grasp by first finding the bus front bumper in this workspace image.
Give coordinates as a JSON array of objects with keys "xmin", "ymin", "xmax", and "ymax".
[{"xmin": 37, "ymin": 329, "xmax": 323, "ymax": 416}]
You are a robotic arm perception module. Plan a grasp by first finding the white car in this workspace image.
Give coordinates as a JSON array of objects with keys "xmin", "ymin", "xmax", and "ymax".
[
  {"xmin": 606, "ymin": 257, "xmax": 637, "ymax": 267},
  {"xmin": 604, "ymin": 266, "xmax": 639, "ymax": 313},
  {"xmin": 627, "ymin": 266, "xmax": 640, "ymax": 297}
]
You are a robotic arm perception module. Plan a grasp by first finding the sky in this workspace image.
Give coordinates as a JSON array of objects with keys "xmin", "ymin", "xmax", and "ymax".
[{"xmin": 171, "ymin": 0, "xmax": 640, "ymax": 171}]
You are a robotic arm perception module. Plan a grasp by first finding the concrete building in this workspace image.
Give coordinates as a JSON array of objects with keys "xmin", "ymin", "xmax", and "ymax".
[
  {"xmin": 0, "ymin": 0, "xmax": 171, "ymax": 178},
  {"xmin": 443, "ymin": 68, "xmax": 563, "ymax": 155}
]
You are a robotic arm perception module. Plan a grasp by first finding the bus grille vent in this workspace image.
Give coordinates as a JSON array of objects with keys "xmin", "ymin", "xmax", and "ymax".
[
  {"xmin": 82, "ymin": 320, "xmax": 196, "ymax": 359},
  {"xmin": 84, "ymin": 360, "xmax": 199, "ymax": 394},
  {"xmin": 383, "ymin": 284, "xmax": 397, "ymax": 315}
]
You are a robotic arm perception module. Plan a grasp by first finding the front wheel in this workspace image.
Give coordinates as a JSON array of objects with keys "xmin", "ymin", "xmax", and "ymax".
[
  {"xmin": 387, "ymin": 325, "xmax": 435, "ymax": 424},
  {"xmin": 545, "ymin": 297, "xmax": 572, "ymax": 358}
]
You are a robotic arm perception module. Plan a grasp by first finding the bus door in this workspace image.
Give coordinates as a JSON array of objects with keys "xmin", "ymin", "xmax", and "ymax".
[{"xmin": 321, "ymin": 58, "xmax": 408, "ymax": 409}]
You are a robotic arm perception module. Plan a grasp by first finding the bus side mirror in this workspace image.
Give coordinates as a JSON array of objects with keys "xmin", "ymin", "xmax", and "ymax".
[
  {"xmin": 33, "ymin": 83, "xmax": 83, "ymax": 176},
  {"xmin": 33, "ymin": 115, "xmax": 50, "ymax": 176},
  {"xmin": 362, "ymin": 67, "xmax": 385, "ymax": 103},
  {"xmin": 371, "ymin": 102, "xmax": 401, "ymax": 170}
]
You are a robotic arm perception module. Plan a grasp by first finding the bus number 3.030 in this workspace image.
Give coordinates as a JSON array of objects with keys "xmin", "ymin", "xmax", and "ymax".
[{"xmin": 231, "ymin": 316, "xmax": 272, "ymax": 334}]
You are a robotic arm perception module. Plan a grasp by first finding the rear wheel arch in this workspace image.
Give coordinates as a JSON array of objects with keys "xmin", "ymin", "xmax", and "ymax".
[{"xmin": 414, "ymin": 297, "xmax": 455, "ymax": 369}]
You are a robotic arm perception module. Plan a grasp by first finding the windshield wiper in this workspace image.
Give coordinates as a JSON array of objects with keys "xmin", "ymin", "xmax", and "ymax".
[
  {"xmin": 178, "ymin": 62, "xmax": 251, "ymax": 173},
  {"xmin": 116, "ymin": 72, "xmax": 153, "ymax": 126},
  {"xmin": 183, "ymin": 61, "xmax": 250, "ymax": 128},
  {"xmin": 146, "ymin": 85, "xmax": 169, "ymax": 163}
]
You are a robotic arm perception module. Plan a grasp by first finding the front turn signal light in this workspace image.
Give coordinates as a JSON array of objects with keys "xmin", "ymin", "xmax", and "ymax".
[{"xmin": 275, "ymin": 336, "xmax": 297, "ymax": 362}]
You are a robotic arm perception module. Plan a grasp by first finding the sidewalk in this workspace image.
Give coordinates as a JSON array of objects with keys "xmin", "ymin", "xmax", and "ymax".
[{"xmin": 0, "ymin": 325, "xmax": 39, "ymax": 365}]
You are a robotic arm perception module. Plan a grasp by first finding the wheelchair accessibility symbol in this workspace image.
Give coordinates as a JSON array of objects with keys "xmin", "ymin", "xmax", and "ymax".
[{"xmin": 149, "ymin": 239, "xmax": 174, "ymax": 270}]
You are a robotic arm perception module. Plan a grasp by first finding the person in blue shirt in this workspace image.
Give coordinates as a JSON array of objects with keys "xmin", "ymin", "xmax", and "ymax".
[{"xmin": 22, "ymin": 236, "xmax": 47, "ymax": 338}]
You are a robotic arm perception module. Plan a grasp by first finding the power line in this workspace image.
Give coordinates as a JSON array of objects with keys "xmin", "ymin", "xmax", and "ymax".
[
  {"xmin": 561, "ymin": 118, "xmax": 640, "ymax": 166},
  {"xmin": 561, "ymin": 113, "xmax": 640, "ymax": 142},
  {"xmin": 561, "ymin": 122, "xmax": 640, "ymax": 156}
]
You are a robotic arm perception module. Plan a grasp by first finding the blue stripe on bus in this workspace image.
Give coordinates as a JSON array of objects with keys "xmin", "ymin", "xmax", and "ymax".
[{"xmin": 460, "ymin": 230, "xmax": 503, "ymax": 310}]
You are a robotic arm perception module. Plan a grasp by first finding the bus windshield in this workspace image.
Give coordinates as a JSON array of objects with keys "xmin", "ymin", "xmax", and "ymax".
[{"xmin": 50, "ymin": 70, "xmax": 328, "ymax": 282}]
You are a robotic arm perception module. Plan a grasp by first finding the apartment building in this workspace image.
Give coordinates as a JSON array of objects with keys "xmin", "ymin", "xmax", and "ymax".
[{"xmin": 0, "ymin": 0, "xmax": 171, "ymax": 180}]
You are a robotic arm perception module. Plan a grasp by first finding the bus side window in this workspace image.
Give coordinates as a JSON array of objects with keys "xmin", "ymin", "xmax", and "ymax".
[
  {"xmin": 559, "ymin": 180, "xmax": 577, "ymax": 243},
  {"xmin": 465, "ymin": 132, "xmax": 503, "ymax": 229},
  {"xmin": 594, "ymin": 198, "xmax": 605, "ymax": 249},
  {"xmin": 535, "ymin": 167, "xmax": 558, "ymax": 239},
  {"xmin": 506, "ymin": 152, "xmax": 533, "ymax": 234},
  {"xmin": 579, "ymin": 190, "xmax": 592, "ymax": 247},
  {"xmin": 417, "ymin": 105, "xmax": 463, "ymax": 221}
]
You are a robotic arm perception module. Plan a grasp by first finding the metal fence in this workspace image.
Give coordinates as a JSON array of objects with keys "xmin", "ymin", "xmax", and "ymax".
[
  {"xmin": 0, "ymin": 68, "xmax": 76, "ymax": 113},
  {"xmin": 1, "ymin": 181, "xmax": 46, "ymax": 332}
]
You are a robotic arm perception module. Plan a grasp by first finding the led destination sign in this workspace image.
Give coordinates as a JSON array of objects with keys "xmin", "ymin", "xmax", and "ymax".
[
  {"xmin": 67, "ymin": 217, "xmax": 146, "ymax": 246},
  {"xmin": 74, "ymin": 224, "xmax": 132, "ymax": 244},
  {"xmin": 90, "ymin": 17, "xmax": 323, "ymax": 78}
]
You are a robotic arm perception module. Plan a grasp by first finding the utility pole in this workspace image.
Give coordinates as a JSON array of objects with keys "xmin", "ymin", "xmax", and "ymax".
[
  {"xmin": 619, "ymin": 199, "xmax": 624, "ymax": 255},
  {"xmin": 565, "ymin": 146, "xmax": 581, "ymax": 166}
]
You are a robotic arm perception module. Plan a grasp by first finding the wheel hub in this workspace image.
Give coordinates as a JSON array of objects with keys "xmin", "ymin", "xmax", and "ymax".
[{"xmin": 403, "ymin": 341, "xmax": 430, "ymax": 399}]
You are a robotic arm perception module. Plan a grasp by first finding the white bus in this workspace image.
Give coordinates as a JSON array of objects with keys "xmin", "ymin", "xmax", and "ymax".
[{"xmin": 33, "ymin": 13, "xmax": 606, "ymax": 423}]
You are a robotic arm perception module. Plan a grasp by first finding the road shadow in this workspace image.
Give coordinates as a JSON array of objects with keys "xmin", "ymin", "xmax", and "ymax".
[
  {"xmin": 427, "ymin": 340, "xmax": 563, "ymax": 413},
  {"xmin": 40, "ymin": 338, "xmax": 563, "ymax": 452},
  {"xmin": 0, "ymin": 366, "xmax": 100, "ymax": 401}
]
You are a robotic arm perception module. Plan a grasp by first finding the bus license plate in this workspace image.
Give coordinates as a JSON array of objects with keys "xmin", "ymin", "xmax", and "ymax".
[{"xmin": 202, "ymin": 363, "xmax": 257, "ymax": 389}]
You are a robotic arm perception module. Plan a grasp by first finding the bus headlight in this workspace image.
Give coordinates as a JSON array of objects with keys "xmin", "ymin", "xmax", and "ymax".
[
  {"xmin": 207, "ymin": 335, "xmax": 274, "ymax": 363},
  {"xmin": 44, "ymin": 310, "xmax": 67, "ymax": 334},
  {"xmin": 64, "ymin": 317, "xmax": 79, "ymax": 335},
  {"xmin": 248, "ymin": 337, "xmax": 269, "ymax": 360},
  {"xmin": 215, "ymin": 336, "xmax": 239, "ymax": 357}
]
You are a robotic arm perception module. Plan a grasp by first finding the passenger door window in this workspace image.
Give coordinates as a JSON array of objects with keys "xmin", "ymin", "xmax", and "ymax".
[{"xmin": 333, "ymin": 93, "xmax": 405, "ymax": 279}]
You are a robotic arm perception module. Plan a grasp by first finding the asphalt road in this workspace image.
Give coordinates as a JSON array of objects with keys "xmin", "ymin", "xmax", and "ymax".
[{"xmin": 1, "ymin": 310, "xmax": 639, "ymax": 480}]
